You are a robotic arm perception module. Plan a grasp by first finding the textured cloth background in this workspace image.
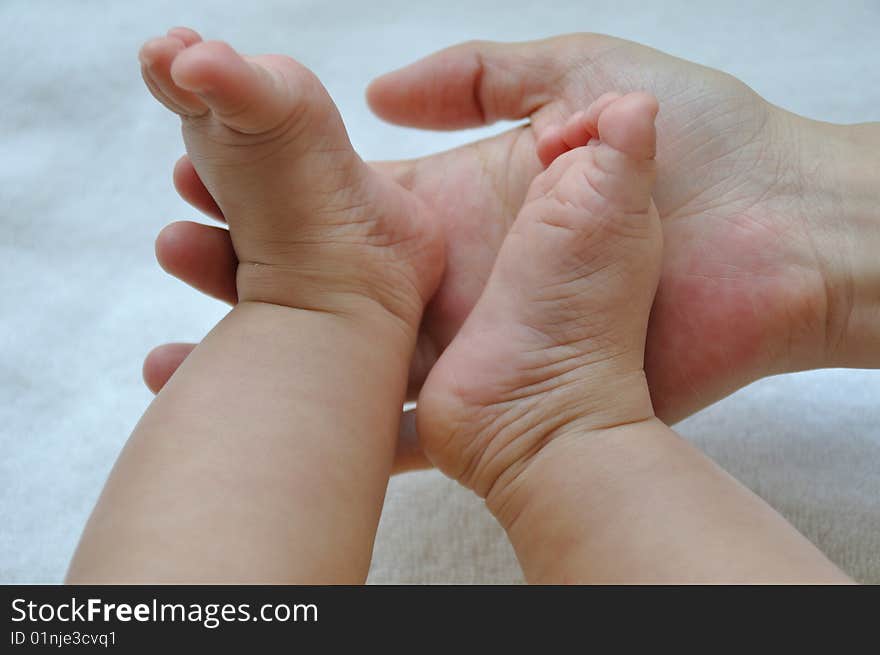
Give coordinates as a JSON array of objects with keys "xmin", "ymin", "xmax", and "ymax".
[{"xmin": 1, "ymin": 0, "xmax": 878, "ymax": 583}]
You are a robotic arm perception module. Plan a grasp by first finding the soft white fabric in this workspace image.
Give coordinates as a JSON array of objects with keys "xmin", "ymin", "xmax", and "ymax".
[{"xmin": 2, "ymin": 0, "xmax": 877, "ymax": 584}]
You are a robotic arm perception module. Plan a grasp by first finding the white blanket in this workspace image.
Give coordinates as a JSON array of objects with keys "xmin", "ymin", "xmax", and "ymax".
[{"xmin": 2, "ymin": 0, "xmax": 877, "ymax": 583}]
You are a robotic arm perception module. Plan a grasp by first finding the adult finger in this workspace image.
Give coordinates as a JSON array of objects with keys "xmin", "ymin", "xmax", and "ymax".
[
  {"xmin": 173, "ymin": 154, "xmax": 225, "ymax": 222},
  {"xmin": 393, "ymin": 409, "xmax": 432, "ymax": 474},
  {"xmin": 365, "ymin": 34, "xmax": 614, "ymax": 129},
  {"xmin": 142, "ymin": 342, "xmax": 197, "ymax": 393},
  {"xmin": 155, "ymin": 220, "xmax": 238, "ymax": 304}
]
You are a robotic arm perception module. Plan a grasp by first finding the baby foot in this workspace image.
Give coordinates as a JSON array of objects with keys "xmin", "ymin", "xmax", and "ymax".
[
  {"xmin": 139, "ymin": 28, "xmax": 442, "ymax": 326},
  {"xmin": 417, "ymin": 92, "xmax": 662, "ymax": 511}
]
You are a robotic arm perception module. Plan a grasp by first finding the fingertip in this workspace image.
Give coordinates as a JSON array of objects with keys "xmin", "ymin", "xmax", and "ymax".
[
  {"xmin": 142, "ymin": 356, "xmax": 162, "ymax": 394},
  {"xmin": 394, "ymin": 409, "xmax": 433, "ymax": 474},
  {"xmin": 362, "ymin": 44, "xmax": 498, "ymax": 130},
  {"xmin": 365, "ymin": 68, "xmax": 411, "ymax": 120},
  {"xmin": 154, "ymin": 221, "xmax": 188, "ymax": 274},
  {"xmin": 142, "ymin": 350, "xmax": 164, "ymax": 394},
  {"xmin": 364, "ymin": 74, "xmax": 391, "ymax": 117},
  {"xmin": 172, "ymin": 155, "xmax": 225, "ymax": 222},
  {"xmin": 142, "ymin": 343, "xmax": 170, "ymax": 394},
  {"xmin": 143, "ymin": 343, "xmax": 196, "ymax": 394},
  {"xmin": 171, "ymin": 154, "xmax": 195, "ymax": 197},
  {"xmin": 364, "ymin": 60, "xmax": 439, "ymax": 127},
  {"xmin": 153, "ymin": 221, "xmax": 238, "ymax": 304}
]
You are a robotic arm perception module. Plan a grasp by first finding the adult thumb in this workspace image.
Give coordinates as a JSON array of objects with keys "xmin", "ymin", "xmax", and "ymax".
[{"xmin": 366, "ymin": 35, "xmax": 599, "ymax": 130}]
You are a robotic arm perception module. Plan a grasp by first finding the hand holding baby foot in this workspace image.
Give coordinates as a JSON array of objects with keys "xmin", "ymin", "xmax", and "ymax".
[
  {"xmin": 72, "ymin": 33, "xmax": 851, "ymax": 583},
  {"xmin": 418, "ymin": 92, "xmax": 847, "ymax": 583},
  {"xmin": 150, "ymin": 32, "xmax": 880, "ymax": 437}
]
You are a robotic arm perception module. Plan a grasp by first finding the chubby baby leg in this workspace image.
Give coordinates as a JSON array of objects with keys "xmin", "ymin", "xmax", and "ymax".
[{"xmin": 68, "ymin": 29, "xmax": 444, "ymax": 583}]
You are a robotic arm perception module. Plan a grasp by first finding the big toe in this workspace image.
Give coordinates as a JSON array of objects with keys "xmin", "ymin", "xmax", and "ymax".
[
  {"xmin": 596, "ymin": 91, "xmax": 659, "ymax": 161},
  {"xmin": 170, "ymin": 41, "xmax": 314, "ymax": 135}
]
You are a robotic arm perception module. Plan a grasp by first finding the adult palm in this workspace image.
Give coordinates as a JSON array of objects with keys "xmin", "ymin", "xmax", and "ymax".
[{"xmin": 148, "ymin": 34, "xmax": 842, "ymax": 468}]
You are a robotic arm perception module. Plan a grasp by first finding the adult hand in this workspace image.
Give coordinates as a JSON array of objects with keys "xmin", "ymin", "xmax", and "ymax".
[{"xmin": 144, "ymin": 33, "xmax": 880, "ymax": 471}]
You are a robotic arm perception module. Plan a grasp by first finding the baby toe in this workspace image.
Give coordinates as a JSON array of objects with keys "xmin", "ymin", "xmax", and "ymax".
[
  {"xmin": 595, "ymin": 92, "xmax": 659, "ymax": 161},
  {"xmin": 139, "ymin": 36, "xmax": 207, "ymax": 116}
]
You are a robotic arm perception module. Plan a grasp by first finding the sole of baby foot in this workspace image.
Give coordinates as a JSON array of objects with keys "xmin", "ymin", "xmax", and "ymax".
[
  {"xmin": 417, "ymin": 92, "xmax": 663, "ymax": 511},
  {"xmin": 139, "ymin": 29, "xmax": 443, "ymax": 328}
]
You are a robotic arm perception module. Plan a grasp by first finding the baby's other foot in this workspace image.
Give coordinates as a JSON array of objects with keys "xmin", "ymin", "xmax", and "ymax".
[
  {"xmin": 139, "ymin": 29, "xmax": 442, "ymax": 325},
  {"xmin": 417, "ymin": 92, "xmax": 662, "ymax": 513}
]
